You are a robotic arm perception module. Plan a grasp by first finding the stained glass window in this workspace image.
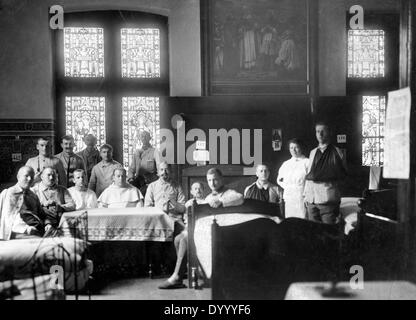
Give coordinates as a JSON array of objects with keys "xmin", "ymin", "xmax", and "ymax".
[
  {"xmin": 65, "ymin": 96, "xmax": 106, "ymax": 152},
  {"xmin": 64, "ymin": 27, "xmax": 105, "ymax": 77},
  {"xmin": 121, "ymin": 28, "xmax": 160, "ymax": 78},
  {"xmin": 348, "ymin": 30, "xmax": 385, "ymax": 78},
  {"xmin": 362, "ymin": 96, "xmax": 386, "ymax": 166},
  {"xmin": 122, "ymin": 97, "xmax": 160, "ymax": 168}
]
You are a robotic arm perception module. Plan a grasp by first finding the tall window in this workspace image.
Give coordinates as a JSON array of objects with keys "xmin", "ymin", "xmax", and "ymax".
[
  {"xmin": 122, "ymin": 97, "xmax": 160, "ymax": 168},
  {"xmin": 362, "ymin": 96, "xmax": 386, "ymax": 166},
  {"xmin": 65, "ymin": 96, "xmax": 106, "ymax": 151},
  {"xmin": 121, "ymin": 28, "xmax": 160, "ymax": 78},
  {"xmin": 346, "ymin": 13, "xmax": 399, "ymax": 169},
  {"xmin": 54, "ymin": 11, "xmax": 169, "ymax": 164},
  {"xmin": 64, "ymin": 27, "xmax": 105, "ymax": 77},
  {"xmin": 347, "ymin": 29, "xmax": 385, "ymax": 78}
]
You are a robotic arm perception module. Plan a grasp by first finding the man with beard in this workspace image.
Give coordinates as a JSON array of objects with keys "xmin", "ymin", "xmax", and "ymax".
[
  {"xmin": 32, "ymin": 167, "xmax": 75, "ymax": 235},
  {"xmin": 145, "ymin": 161, "xmax": 186, "ymax": 217}
]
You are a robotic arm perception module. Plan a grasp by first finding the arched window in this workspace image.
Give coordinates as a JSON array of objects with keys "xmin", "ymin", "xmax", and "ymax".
[{"xmin": 54, "ymin": 10, "xmax": 169, "ymax": 166}]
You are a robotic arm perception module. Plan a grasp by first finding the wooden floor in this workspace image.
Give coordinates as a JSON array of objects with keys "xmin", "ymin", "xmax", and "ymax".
[{"xmin": 67, "ymin": 277, "xmax": 211, "ymax": 300}]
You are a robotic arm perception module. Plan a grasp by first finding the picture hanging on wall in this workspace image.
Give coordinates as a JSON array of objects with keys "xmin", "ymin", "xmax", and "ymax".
[
  {"xmin": 272, "ymin": 128, "xmax": 282, "ymax": 151},
  {"xmin": 201, "ymin": 0, "xmax": 315, "ymax": 95}
]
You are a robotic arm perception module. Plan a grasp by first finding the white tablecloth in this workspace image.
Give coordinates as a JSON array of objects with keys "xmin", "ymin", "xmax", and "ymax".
[
  {"xmin": 59, "ymin": 207, "xmax": 174, "ymax": 241},
  {"xmin": 285, "ymin": 281, "xmax": 416, "ymax": 300}
]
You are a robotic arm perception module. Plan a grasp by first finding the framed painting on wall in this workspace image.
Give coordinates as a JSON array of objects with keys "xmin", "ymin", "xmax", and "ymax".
[{"xmin": 201, "ymin": 0, "xmax": 316, "ymax": 95}]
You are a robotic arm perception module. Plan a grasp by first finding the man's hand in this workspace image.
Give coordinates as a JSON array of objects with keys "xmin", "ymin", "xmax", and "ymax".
[
  {"xmin": 34, "ymin": 172, "xmax": 41, "ymax": 181},
  {"xmin": 26, "ymin": 226, "xmax": 38, "ymax": 235},
  {"xmin": 44, "ymin": 224, "xmax": 53, "ymax": 233},
  {"xmin": 185, "ymin": 198, "xmax": 195, "ymax": 208},
  {"xmin": 46, "ymin": 200, "xmax": 56, "ymax": 207},
  {"xmin": 208, "ymin": 198, "xmax": 222, "ymax": 208}
]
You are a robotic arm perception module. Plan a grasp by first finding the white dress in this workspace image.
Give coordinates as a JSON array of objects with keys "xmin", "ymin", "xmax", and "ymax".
[{"xmin": 277, "ymin": 156, "xmax": 309, "ymax": 219}]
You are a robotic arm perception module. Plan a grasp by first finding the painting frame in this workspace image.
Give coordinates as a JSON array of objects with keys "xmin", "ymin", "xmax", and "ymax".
[{"xmin": 201, "ymin": 0, "xmax": 317, "ymax": 96}]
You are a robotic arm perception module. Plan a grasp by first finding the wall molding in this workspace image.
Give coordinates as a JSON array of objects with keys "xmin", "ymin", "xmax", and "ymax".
[{"xmin": 0, "ymin": 119, "xmax": 55, "ymax": 136}]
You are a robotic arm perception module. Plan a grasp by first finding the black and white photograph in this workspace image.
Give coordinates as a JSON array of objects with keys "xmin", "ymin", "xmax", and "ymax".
[{"xmin": 0, "ymin": 0, "xmax": 416, "ymax": 307}]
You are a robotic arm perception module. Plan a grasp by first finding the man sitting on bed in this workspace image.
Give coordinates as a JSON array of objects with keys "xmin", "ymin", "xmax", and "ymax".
[
  {"xmin": 159, "ymin": 169, "xmax": 243, "ymax": 289},
  {"xmin": 32, "ymin": 167, "xmax": 76, "ymax": 236},
  {"xmin": 159, "ymin": 182, "xmax": 206, "ymax": 289},
  {"xmin": 0, "ymin": 166, "xmax": 46, "ymax": 240},
  {"xmin": 244, "ymin": 164, "xmax": 280, "ymax": 203},
  {"xmin": 205, "ymin": 168, "xmax": 244, "ymax": 208}
]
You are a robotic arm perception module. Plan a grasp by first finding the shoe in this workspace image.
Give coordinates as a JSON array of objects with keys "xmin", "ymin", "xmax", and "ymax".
[{"xmin": 158, "ymin": 279, "xmax": 186, "ymax": 289}]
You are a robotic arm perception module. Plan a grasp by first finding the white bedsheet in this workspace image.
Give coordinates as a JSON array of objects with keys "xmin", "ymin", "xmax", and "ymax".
[
  {"xmin": 194, "ymin": 214, "xmax": 281, "ymax": 279},
  {"xmin": 193, "ymin": 197, "xmax": 360, "ymax": 279}
]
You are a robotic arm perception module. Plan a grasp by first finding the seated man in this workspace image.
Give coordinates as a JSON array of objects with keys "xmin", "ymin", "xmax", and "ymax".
[
  {"xmin": 0, "ymin": 166, "xmax": 45, "ymax": 240},
  {"xmin": 97, "ymin": 168, "xmax": 144, "ymax": 208},
  {"xmin": 88, "ymin": 144, "xmax": 123, "ymax": 197},
  {"xmin": 159, "ymin": 182, "xmax": 206, "ymax": 289},
  {"xmin": 244, "ymin": 164, "xmax": 280, "ymax": 203},
  {"xmin": 159, "ymin": 168, "xmax": 244, "ymax": 289},
  {"xmin": 145, "ymin": 161, "xmax": 186, "ymax": 219},
  {"xmin": 68, "ymin": 169, "xmax": 98, "ymax": 210},
  {"xmin": 32, "ymin": 167, "xmax": 76, "ymax": 235},
  {"xmin": 204, "ymin": 168, "xmax": 244, "ymax": 208}
]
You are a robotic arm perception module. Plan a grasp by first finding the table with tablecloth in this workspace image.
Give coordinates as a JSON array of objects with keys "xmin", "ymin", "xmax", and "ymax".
[
  {"xmin": 59, "ymin": 207, "xmax": 174, "ymax": 242},
  {"xmin": 284, "ymin": 281, "xmax": 416, "ymax": 300},
  {"xmin": 58, "ymin": 207, "xmax": 175, "ymax": 278}
]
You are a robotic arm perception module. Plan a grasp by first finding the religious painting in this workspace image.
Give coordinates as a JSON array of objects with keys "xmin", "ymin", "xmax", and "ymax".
[{"xmin": 203, "ymin": 0, "xmax": 312, "ymax": 95}]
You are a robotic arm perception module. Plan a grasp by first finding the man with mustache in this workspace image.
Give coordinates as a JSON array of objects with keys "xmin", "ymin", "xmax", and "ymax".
[
  {"xmin": 0, "ymin": 166, "xmax": 45, "ymax": 240},
  {"xmin": 32, "ymin": 167, "xmax": 76, "ymax": 235},
  {"xmin": 55, "ymin": 135, "xmax": 86, "ymax": 188}
]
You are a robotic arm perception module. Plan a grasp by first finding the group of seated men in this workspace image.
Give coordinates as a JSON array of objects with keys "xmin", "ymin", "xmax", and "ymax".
[{"xmin": 0, "ymin": 132, "xmax": 284, "ymax": 290}]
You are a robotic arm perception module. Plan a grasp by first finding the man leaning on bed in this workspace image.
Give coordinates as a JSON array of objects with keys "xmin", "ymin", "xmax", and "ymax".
[
  {"xmin": 159, "ymin": 167, "xmax": 244, "ymax": 289},
  {"xmin": 0, "ymin": 166, "xmax": 46, "ymax": 240},
  {"xmin": 204, "ymin": 168, "xmax": 244, "ymax": 208}
]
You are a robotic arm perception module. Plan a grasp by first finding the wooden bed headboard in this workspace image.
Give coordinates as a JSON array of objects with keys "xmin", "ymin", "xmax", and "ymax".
[{"xmin": 181, "ymin": 164, "xmax": 256, "ymax": 198}]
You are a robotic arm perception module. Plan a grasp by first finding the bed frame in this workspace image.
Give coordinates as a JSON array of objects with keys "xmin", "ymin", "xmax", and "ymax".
[{"xmin": 187, "ymin": 198, "xmax": 282, "ymax": 290}]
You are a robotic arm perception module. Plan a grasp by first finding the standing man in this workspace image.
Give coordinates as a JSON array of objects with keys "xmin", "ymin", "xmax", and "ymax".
[
  {"xmin": 0, "ymin": 166, "xmax": 45, "ymax": 240},
  {"xmin": 88, "ymin": 144, "xmax": 123, "ymax": 197},
  {"xmin": 304, "ymin": 121, "xmax": 347, "ymax": 224},
  {"xmin": 127, "ymin": 130, "xmax": 160, "ymax": 196},
  {"xmin": 77, "ymin": 134, "xmax": 101, "ymax": 181},
  {"xmin": 26, "ymin": 137, "xmax": 66, "ymax": 186},
  {"xmin": 55, "ymin": 135, "xmax": 86, "ymax": 188}
]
